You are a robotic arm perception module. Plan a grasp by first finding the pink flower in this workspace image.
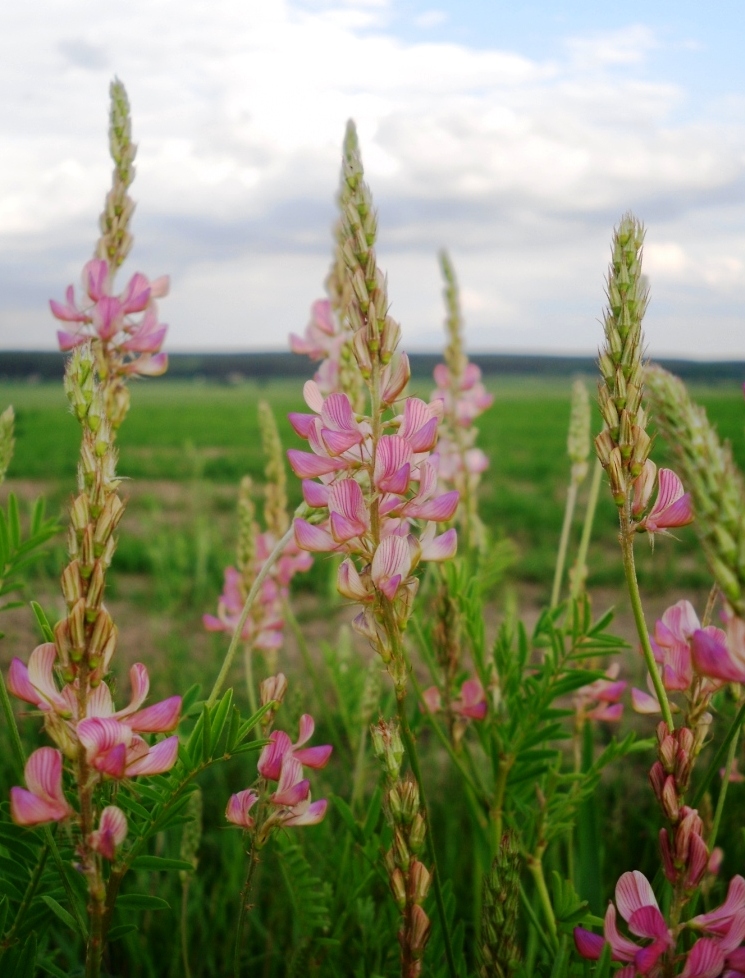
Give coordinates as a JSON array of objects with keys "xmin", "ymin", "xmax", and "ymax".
[
  {"xmin": 265, "ymin": 755, "xmax": 327, "ymax": 831},
  {"xmin": 574, "ymin": 664, "xmax": 626, "ymax": 722},
  {"xmin": 89, "ymin": 805, "xmax": 128, "ymax": 860},
  {"xmin": 257, "ymin": 714, "xmax": 332, "ymax": 781},
  {"xmin": 77, "ymin": 716, "xmax": 178, "ymax": 780},
  {"xmin": 51, "ymin": 258, "xmax": 169, "ymax": 378},
  {"xmin": 574, "ymin": 871, "xmax": 673, "ymax": 973},
  {"xmin": 10, "ymin": 748, "xmax": 73, "ymax": 826},
  {"xmin": 226, "ymin": 789, "xmax": 259, "ymax": 830},
  {"xmin": 634, "ymin": 466, "xmax": 694, "ymax": 537}
]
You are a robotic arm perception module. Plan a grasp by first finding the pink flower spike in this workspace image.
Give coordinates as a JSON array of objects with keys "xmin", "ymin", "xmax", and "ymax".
[
  {"xmin": 638, "ymin": 468, "xmax": 694, "ymax": 535},
  {"xmin": 89, "ymin": 805, "xmax": 128, "ymax": 861},
  {"xmin": 691, "ymin": 627, "xmax": 745, "ymax": 683},
  {"xmin": 374, "ymin": 436, "xmax": 413, "ymax": 495},
  {"xmin": 226, "ymin": 789, "xmax": 259, "ymax": 829},
  {"xmin": 10, "ymin": 748, "xmax": 73, "ymax": 826},
  {"xmin": 128, "ymin": 695, "xmax": 182, "ymax": 733},
  {"xmin": 125, "ymin": 736, "xmax": 179, "ymax": 777}
]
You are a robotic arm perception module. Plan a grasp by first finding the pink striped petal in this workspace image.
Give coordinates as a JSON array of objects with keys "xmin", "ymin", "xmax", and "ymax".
[
  {"xmin": 406, "ymin": 416, "xmax": 439, "ymax": 453},
  {"xmin": 303, "ymin": 380, "xmax": 324, "ymax": 413},
  {"xmin": 419, "ymin": 526, "xmax": 457, "ymax": 562},
  {"xmin": 587, "ymin": 703, "xmax": 624, "ymax": 722},
  {"xmin": 7, "ymin": 658, "xmax": 39, "ymax": 705},
  {"xmin": 616, "ymin": 871, "xmax": 658, "ymax": 921},
  {"xmin": 374, "ymin": 437, "xmax": 413, "ymax": 493},
  {"xmin": 128, "ymin": 696, "xmax": 182, "ymax": 733},
  {"xmin": 112, "ymin": 663, "xmax": 150, "ymax": 718},
  {"xmin": 272, "ymin": 756, "xmax": 310, "ymax": 806},
  {"xmin": 381, "ymin": 353, "xmax": 411, "ymax": 405},
  {"xmin": 92, "ymin": 296, "xmax": 124, "ymax": 340},
  {"xmin": 89, "ymin": 805, "xmax": 128, "ymax": 859},
  {"xmin": 627, "ymin": 905, "xmax": 669, "ymax": 941},
  {"xmin": 25, "ymin": 747, "xmax": 68, "ymax": 808},
  {"xmin": 10, "ymin": 787, "xmax": 70, "ymax": 826},
  {"xmin": 126, "ymin": 736, "xmax": 179, "ymax": 776},
  {"xmin": 287, "ymin": 450, "xmax": 348, "ymax": 479},
  {"xmin": 692, "ymin": 627, "xmax": 745, "ymax": 683},
  {"xmin": 603, "ymin": 903, "xmax": 639, "ymax": 962},
  {"xmin": 258, "ymin": 731, "xmax": 292, "ymax": 781},
  {"xmin": 680, "ymin": 939, "xmax": 726, "ymax": 978},
  {"xmin": 50, "ymin": 294, "xmax": 87, "ymax": 323},
  {"xmin": 78, "ymin": 717, "xmax": 131, "ymax": 760},
  {"xmin": 28, "ymin": 644, "xmax": 69, "ymax": 714},
  {"xmin": 634, "ymin": 939, "xmax": 669, "ymax": 974},
  {"xmin": 288, "ymin": 413, "xmax": 316, "ymax": 438},
  {"xmin": 121, "ymin": 324, "xmax": 167, "ymax": 353},
  {"xmin": 631, "ymin": 688, "xmax": 660, "ymax": 714},
  {"xmin": 295, "ymin": 714, "xmax": 314, "ymax": 747},
  {"xmin": 83, "ymin": 259, "xmax": 109, "ymax": 300},
  {"xmin": 321, "ymin": 393, "xmax": 357, "ymax": 431},
  {"xmin": 120, "ymin": 273, "xmax": 152, "ymax": 313},
  {"xmin": 87, "ymin": 682, "xmax": 115, "ymax": 717},
  {"xmin": 294, "ymin": 745, "xmax": 333, "ymax": 769},
  {"xmin": 149, "ymin": 275, "xmax": 170, "ymax": 299},
  {"xmin": 94, "ymin": 743, "xmax": 128, "ymax": 778},
  {"xmin": 302, "ymin": 480, "xmax": 330, "ymax": 508},
  {"xmin": 573, "ymin": 927, "xmax": 605, "ymax": 960},
  {"xmin": 226, "ymin": 789, "xmax": 259, "ymax": 829},
  {"xmin": 337, "ymin": 559, "xmax": 371, "ymax": 601},
  {"xmin": 282, "ymin": 798, "xmax": 327, "ymax": 827},
  {"xmin": 294, "ymin": 518, "xmax": 338, "ymax": 552},
  {"xmin": 371, "ymin": 537, "xmax": 412, "ymax": 599},
  {"xmin": 692, "ymin": 876, "xmax": 745, "ymax": 935},
  {"xmin": 405, "ymin": 490, "xmax": 459, "ymax": 522},
  {"xmin": 57, "ymin": 329, "xmax": 88, "ymax": 350},
  {"xmin": 322, "ymin": 427, "xmax": 362, "ymax": 456},
  {"xmin": 127, "ymin": 352, "xmax": 169, "ymax": 376}
]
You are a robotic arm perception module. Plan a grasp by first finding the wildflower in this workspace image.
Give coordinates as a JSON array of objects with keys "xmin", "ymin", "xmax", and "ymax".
[
  {"xmin": 633, "ymin": 463, "xmax": 694, "ymax": 538},
  {"xmin": 574, "ymin": 665, "xmax": 627, "ymax": 722},
  {"xmin": 257, "ymin": 715, "xmax": 332, "ymax": 780},
  {"xmin": 225, "ymin": 790, "xmax": 259, "ymax": 830},
  {"xmin": 10, "ymin": 748, "xmax": 74, "ymax": 826},
  {"xmin": 421, "ymin": 677, "xmax": 488, "ymax": 721},
  {"xmin": 88, "ymin": 805, "xmax": 128, "ymax": 860},
  {"xmin": 51, "ymin": 258, "xmax": 169, "ymax": 379},
  {"xmin": 574, "ymin": 871, "xmax": 673, "ymax": 973}
]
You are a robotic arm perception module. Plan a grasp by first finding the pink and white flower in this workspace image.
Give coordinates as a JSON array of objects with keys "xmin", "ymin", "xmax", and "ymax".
[
  {"xmin": 634, "ymin": 464, "xmax": 694, "ymax": 537},
  {"xmin": 88, "ymin": 805, "xmax": 128, "ymax": 860},
  {"xmin": 10, "ymin": 748, "xmax": 74, "ymax": 826}
]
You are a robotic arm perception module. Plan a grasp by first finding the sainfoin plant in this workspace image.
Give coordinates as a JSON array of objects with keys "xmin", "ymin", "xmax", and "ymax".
[{"xmin": 1, "ymin": 81, "xmax": 745, "ymax": 978}]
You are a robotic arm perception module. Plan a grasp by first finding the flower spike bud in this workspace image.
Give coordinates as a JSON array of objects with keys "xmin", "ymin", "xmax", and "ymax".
[
  {"xmin": 371, "ymin": 719, "xmax": 404, "ymax": 780},
  {"xmin": 568, "ymin": 379, "xmax": 590, "ymax": 485},
  {"xmin": 0, "ymin": 406, "xmax": 15, "ymax": 485}
]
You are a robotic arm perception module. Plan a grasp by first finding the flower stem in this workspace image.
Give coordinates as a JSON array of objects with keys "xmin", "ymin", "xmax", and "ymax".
[
  {"xmin": 243, "ymin": 641, "xmax": 258, "ymax": 718},
  {"xmin": 207, "ymin": 525, "xmax": 294, "ymax": 708},
  {"xmin": 233, "ymin": 841, "xmax": 259, "ymax": 978},
  {"xmin": 619, "ymin": 502, "xmax": 674, "ymax": 730},
  {"xmin": 570, "ymin": 459, "xmax": 603, "ymax": 601},
  {"xmin": 180, "ymin": 878, "xmax": 193, "ymax": 978},
  {"xmin": 396, "ymin": 691, "xmax": 460, "ymax": 978},
  {"xmin": 709, "ymin": 717, "xmax": 741, "ymax": 849},
  {"xmin": 525, "ymin": 849, "xmax": 558, "ymax": 948},
  {"xmin": 551, "ymin": 481, "xmax": 578, "ymax": 608}
]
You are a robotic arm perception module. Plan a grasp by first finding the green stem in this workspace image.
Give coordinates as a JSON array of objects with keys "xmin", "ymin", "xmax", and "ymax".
[
  {"xmin": 570, "ymin": 459, "xmax": 603, "ymax": 601},
  {"xmin": 709, "ymin": 720, "xmax": 741, "ymax": 849},
  {"xmin": 526, "ymin": 850, "xmax": 558, "ymax": 947},
  {"xmin": 243, "ymin": 642, "xmax": 258, "ymax": 719},
  {"xmin": 551, "ymin": 481, "xmax": 578, "ymax": 608},
  {"xmin": 207, "ymin": 525, "xmax": 294, "ymax": 708},
  {"xmin": 490, "ymin": 755, "xmax": 513, "ymax": 853},
  {"xmin": 233, "ymin": 841, "xmax": 260, "ymax": 978},
  {"xmin": 282, "ymin": 598, "xmax": 346, "ymax": 757},
  {"xmin": 180, "ymin": 879, "xmax": 193, "ymax": 978},
  {"xmin": 519, "ymin": 882, "xmax": 556, "ymax": 957},
  {"xmin": 619, "ymin": 501, "xmax": 674, "ymax": 730},
  {"xmin": 396, "ymin": 693, "xmax": 460, "ymax": 978}
]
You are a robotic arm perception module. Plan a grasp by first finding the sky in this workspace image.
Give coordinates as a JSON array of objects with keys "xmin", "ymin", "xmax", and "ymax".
[{"xmin": 1, "ymin": 0, "xmax": 744, "ymax": 358}]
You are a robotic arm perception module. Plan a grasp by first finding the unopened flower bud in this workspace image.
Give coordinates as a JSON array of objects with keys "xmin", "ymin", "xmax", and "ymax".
[
  {"xmin": 371, "ymin": 720, "xmax": 404, "ymax": 779},
  {"xmin": 61, "ymin": 561, "xmax": 84, "ymax": 607},
  {"xmin": 393, "ymin": 827, "xmax": 410, "ymax": 871},
  {"xmin": 408, "ymin": 812, "xmax": 426, "ymax": 855},
  {"xmin": 661, "ymin": 775, "xmax": 680, "ymax": 822},
  {"xmin": 260, "ymin": 673, "xmax": 288, "ymax": 709},
  {"xmin": 390, "ymin": 868, "xmax": 407, "ymax": 910},
  {"xmin": 408, "ymin": 905, "xmax": 431, "ymax": 955},
  {"xmin": 408, "ymin": 859, "xmax": 431, "ymax": 904}
]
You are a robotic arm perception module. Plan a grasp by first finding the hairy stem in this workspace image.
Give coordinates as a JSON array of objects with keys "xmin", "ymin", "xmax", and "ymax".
[
  {"xmin": 570, "ymin": 459, "xmax": 603, "ymax": 601},
  {"xmin": 619, "ymin": 501, "xmax": 674, "ymax": 730}
]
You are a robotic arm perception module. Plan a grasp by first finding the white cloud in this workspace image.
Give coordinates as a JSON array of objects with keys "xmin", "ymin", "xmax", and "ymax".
[
  {"xmin": 413, "ymin": 10, "xmax": 447, "ymax": 29},
  {"xmin": 0, "ymin": 2, "xmax": 743, "ymax": 357}
]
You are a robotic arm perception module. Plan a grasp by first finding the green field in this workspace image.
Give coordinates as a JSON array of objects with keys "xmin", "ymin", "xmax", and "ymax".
[{"xmin": 2, "ymin": 374, "xmax": 743, "ymax": 595}]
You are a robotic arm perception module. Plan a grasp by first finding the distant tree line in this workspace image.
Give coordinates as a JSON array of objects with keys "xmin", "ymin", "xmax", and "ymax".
[{"xmin": 1, "ymin": 350, "xmax": 743, "ymax": 383}]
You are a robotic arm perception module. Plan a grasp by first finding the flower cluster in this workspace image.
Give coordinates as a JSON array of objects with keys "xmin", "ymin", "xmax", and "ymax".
[
  {"xmin": 288, "ymin": 385, "xmax": 458, "ymax": 676},
  {"xmin": 290, "ymin": 299, "xmax": 349, "ymax": 399},
  {"xmin": 226, "ymin": 680, "xmax": 331, "ymax": 846},
  {"xmin": 51, "ymin": 258, "xmax": 169, "ymax": 380},
  {"xmin": 421, "ymin": 677, "xmax": 488, "ymax": 747},
  {"xmin": 632, "ymin": 600, "xmax": 745, "ymax": 716},
  {"xmin": 575, "ymin": 871, "xmax": 745, "ymax": 977},
  {"xmin": 7, "ymin": 348, "xmax": 180, "ymax": 864}
]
